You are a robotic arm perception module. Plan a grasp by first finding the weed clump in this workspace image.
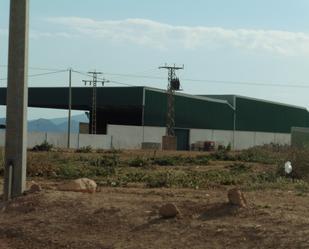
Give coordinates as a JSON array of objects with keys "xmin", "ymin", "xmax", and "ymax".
[
  {"xmin": 145, "ymin": 172, "xmax": 171, "ymax": 188},
  {"xmin": 227, "ymin": 163, "xmax": 251, "ymax": 174},
  {"xmin": 75, "ymin": 146, "xmax": 92, "ymax": 153},
  {"xmin": 210, "ymin": 150, "xmax": 235, "ymax": 161},
  {"xmin": 151, "ymin": 155, "xmax": 209, "ymax": 166},
  {"xmin": 287, "ymin": 149, "xmax": 309, "ymax": 181},
  {"xmin": 0, "ymin": 148, "xmax": 4, "ymax": 176},
  {"xmin": 32, "ymin": 141, "xmax": 53, "ymax": 152},
  {"xmin": 128, "ymin": 157, "xmax": 150, "ymax": 167}
]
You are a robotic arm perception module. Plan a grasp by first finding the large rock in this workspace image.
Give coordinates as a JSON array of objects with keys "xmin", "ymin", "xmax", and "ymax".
[
  {"xmin": 159, "ymin": 203, "xmax": 180, "ymax": 218},
  {"xmin": 28, "ymin": 182, "xmax": 42, "ymax": 193},
  {"xmin": 227, "ymin": 188, "xmax": 247, "ymax": 208},
  {"xmin": 58, "ymin": 178, "xmax": 97, "ymax": 193}
]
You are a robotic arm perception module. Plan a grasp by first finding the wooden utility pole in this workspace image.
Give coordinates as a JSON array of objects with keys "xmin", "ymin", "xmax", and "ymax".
[{"xmin": 4, "ymin": 0, "xmax": 29, "ymax": 200}]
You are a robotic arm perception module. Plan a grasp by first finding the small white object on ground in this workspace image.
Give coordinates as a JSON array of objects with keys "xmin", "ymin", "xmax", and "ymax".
[{"xmin": 284, "ymin": 161, "xmax": 293, "ymax": 174}]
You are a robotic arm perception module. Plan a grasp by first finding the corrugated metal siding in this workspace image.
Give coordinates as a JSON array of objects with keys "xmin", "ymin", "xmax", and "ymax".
[
  {"xmin": 144, "ymin": 89, "xmax": 234, "ymax": 130},
  {"xmin": 236, "ymin": 97, "xmax": 309, "ymax": 133},
  {"xmin": 0, "ymin": 87, "xmax": 144, "ymax": 110}
]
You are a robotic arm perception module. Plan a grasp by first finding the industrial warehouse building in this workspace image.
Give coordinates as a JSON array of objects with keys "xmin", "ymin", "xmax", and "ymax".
[{"xmin": 1, "ymin": 86, "xmax": 309, "ymax": 150}]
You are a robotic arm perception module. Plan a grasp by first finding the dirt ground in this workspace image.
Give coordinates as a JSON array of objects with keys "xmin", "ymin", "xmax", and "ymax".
[{"xmin": 0, "ymin": 180, "xmax": 309, "ymax": 249}]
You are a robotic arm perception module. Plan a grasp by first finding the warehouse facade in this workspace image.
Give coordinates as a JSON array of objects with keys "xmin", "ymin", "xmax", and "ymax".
[{"xmin": 1, "ymin": 86, "xmax": 309, "ymax": 150}]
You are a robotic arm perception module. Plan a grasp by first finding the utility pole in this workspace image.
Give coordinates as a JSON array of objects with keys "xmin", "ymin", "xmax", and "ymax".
[
  {"xmin": 159, "ymin": 64, "xmax": 184, "ymax": 137},
  {"xmin": 4, "ymin": 0, "xmax": 29, "ymax": 200},
  {"xmin": 67, "ymin": 68, "xmax": 72, "ymax": 148},
  {"xmin": 83, "ymin": 71, "xmax": 109, "ymax": 134}
]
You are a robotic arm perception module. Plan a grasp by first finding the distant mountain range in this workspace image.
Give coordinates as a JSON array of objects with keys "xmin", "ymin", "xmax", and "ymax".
[{"xmin": 0, "ymin": 114, "xmax": 88, "ymax": 133}]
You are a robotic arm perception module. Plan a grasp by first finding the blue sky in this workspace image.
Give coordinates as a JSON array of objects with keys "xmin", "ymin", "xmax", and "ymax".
[{"xmin": 1, "ymin": 0, "xmax": 309, "ymax": 119}]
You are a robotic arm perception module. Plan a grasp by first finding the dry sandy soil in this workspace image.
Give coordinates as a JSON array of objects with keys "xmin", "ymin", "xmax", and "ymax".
[{"xmin": 0, "ymin": 180, "xmax": 309, "ymax": 249}]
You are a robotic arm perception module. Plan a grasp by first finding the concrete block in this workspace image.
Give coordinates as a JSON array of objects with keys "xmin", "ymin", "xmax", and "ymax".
[{"xmin": 142, "ymin": 142, "xmax": 161, "ymax": 150}]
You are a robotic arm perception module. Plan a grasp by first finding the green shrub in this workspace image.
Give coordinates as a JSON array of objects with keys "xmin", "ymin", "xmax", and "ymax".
[
  {"xmin": 32, "ymin": 141, "xmax": 53, "ymax": 152},
  {"xmin": 89, "ymin": 155, "xmax": 119, "ymax": 167},
  {"xmin": 152, "ymin": 156, "xmax": 178, "ymax": 166},
  {"xmin": 210, "ymin": 150, "xmax": 235, "ymax": 161},
  {"xmin": 237, "ymin": 145, "xmax": 285, "ymax": 164},
  {"xmin": 151, "ymin": 155, "xmax": 209, "ymax": 166},
  {"xmin": 204, "ymin": 170, "xmax": 243, "ymax": 185},
  {"xmin": 191, "ymin": 155, "xmax": 209, "ymax": 165},
  {"xmin": 294, "ymin": 181, "xmax": 309, "ymax": 194},
  {"xmin": 180, "ymin": 155, "xmax": 209, "ymax": 165},
  {"xmin": 145, "ymin": 172, "xmax": 170, "ymax": 188},
  {"xmin": 227, "ymin": 163, "xmax": 251, "ymax": 174},
  {"xmin": 57, "ymin": 164, "xmax": 81, "ymax": 179},
  {"xmin": 250, "ymin": 171, "xmax": 278, "ymax": 184},
  {"xmin": 226, "ymin": 143, "xmax": 232, "ymax": 152},
  {"xmin": 0, "ymin": 148, "xmax": 4, "ymax": 176},
  {"xmin": 291, "ymin": 149, "xmax": 309, "ymax": 180},
  {"xmin": 125, "ymin": 171, "xmax": 147, "ymax": 182},
  {"xmin": 75, "ymin": 146, "xmax": 92, "ymax": 153},
  {"xmin": 128, "ymin": 157, "xmax": 149, "ymax": 167}
]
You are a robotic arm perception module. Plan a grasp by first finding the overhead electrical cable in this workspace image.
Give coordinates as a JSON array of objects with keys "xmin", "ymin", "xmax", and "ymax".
[{"xmin": 0, "ymin": 69, "xmax": 68, "ymax": 81}]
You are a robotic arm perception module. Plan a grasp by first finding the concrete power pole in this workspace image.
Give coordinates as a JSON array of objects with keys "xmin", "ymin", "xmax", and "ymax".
[
  {"xmin": 159, "ymin": 64, "xmax": 184, "ymax": 142},
  {"xmin": 4, "ymin": 0, "xmax": 29, "ymax": 200},
  {"xmin": 83, "ymin": 71, "xmax": 109, "ymax": 134}
]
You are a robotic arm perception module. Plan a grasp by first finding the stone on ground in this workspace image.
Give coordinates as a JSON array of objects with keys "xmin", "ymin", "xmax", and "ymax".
[
  {"xmin": 227, "ymin": 188, "xmax": 247, "ymax": 208},
  {"xmin": 159, "ymin": 203, "xmax": 180, "ymax": 218},
  {"xmin": 57, "ymin": 178, "xmax": 97, "ymax": 193},
  {"xmin": 27, "ymin": 181, "xmax": 42, "ymax": 193}
]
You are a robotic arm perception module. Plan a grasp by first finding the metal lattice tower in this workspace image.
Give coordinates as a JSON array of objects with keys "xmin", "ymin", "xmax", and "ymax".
[
  {"xmin": 159, "ymin": 64, "xmax": 184, "ymax": 136},
  {"xmin": 83, "ymin": 71, "xmax": 109, "ymax": 134}
]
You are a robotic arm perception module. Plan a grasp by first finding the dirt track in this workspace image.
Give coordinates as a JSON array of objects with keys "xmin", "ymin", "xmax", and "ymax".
[{"xmin": 1, "ymin": 183, "xmax": 309, "ymax": 249}]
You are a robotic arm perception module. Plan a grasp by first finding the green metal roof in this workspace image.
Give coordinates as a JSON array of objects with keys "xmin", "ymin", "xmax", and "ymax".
[{"xmin": 1, "ymin": 87, "xmax": 309, "ymax": 133}]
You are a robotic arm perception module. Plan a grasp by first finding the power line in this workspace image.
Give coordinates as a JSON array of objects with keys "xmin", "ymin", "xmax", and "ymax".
[
  {"xmin": 108, "ymin": 80, "xmax": 136, "ymax": 87},
  {"xmin": 182, "ymin": 78, "xmax": 309, "ymax": 89},
  {"xmin": 28, "ymin": 70, "xmax": 68, "ymax": 78},
  {"xmin": 0, "ymin": 69, "xmax": 68, "ymax": 81},
  {"xmin": 72, "ymin": 69, "xmax": 137, "ymax": 87},
  {"xmin": 104, "ymin": 72, "xmax": 165, "ymax": 80},
  {"xmin": 2, "ymin": 65, "xmax": 309, "ymax": 89},
  {"xmin": 91, "ymin": 71, "xmax": 309, "ymax": 89},
  {"xmin": 0, "ymin": 64, "xmax": 67, "ymax": 72}
]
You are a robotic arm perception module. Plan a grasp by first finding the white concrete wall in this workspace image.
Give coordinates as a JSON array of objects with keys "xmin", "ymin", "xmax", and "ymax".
[
  {"xmin": 190, "ymin": 128, "xmax": 290, "ymax": 150},
  {"xmin": 0, "ymin": 131, "xmax": 111, "ymax": 149},
  {"xmin": 275, "ymin": 133, "xmax": 291, "ymax": 145},
  {"xmin": 107, "ymin": 124, "xmax": 165, "ymax": 149},
  {"xmin": 78, "ymin": 134, "xmax": 111, "ymax": 149},
  {"xmin": 234, "ymin": 131, "xmax": 255, "ymax": 150},
  {"xmin": 143, "ymin": 126, "xmax": 166, "ymax": 143},
  {"xmin": 254, "ymin": 132, "xmax": 275, "ymax": 146},
  {"xmin": 108, "ymin": 124, "xmax": 292, "ymax": 150},
  {"xmin": 108, "ymin": 125, "xmax": 143, "ymax": 149},
  {"xmin": 190, "ymin": 129, "xmax": 213, "ymax": 144},
  {"xmin": 46, "ymin": 132, "xmax": 70, "ymax": 148},
  {"xmin": 0, "ymin": 126, "xmax": 292, "ymax": 151},
  {"xmin": 28, "ymin": 132, "xmax": 47, "ymax": 148},
  {"xmin": 213, "ymin": 130, "xmax": 234, "ymax": 146}
]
